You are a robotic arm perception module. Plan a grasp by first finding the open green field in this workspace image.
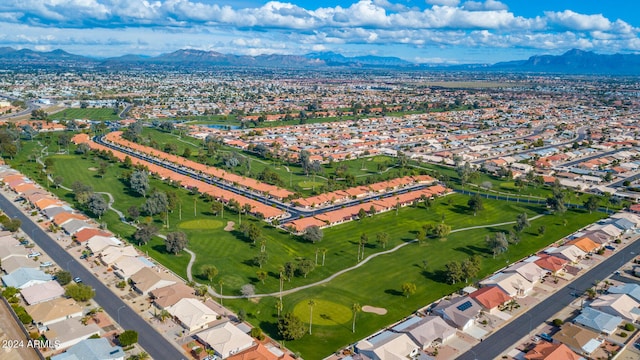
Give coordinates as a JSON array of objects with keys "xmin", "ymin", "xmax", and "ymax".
[
  {"xmin": 8, "ymin": 136, "xmax": 610, "ymax": 359},
  {"xmin": 50, "ymin": 108, "xmax": 121, "ymax": 121}
]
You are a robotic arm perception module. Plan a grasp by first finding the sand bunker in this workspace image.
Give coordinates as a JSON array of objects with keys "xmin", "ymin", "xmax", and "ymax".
[
  {"xmin": 224, "ymin": 221, "xmax": 235, "ymax": 231},
  {"xmin": 362, "ymin": 305, "xmax": 387, "ymax": 315}
]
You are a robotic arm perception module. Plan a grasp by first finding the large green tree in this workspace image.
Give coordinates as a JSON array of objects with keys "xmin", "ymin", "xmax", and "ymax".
[
  {"xmin": 165, "ymin": 231, "xmax": 188, "ymax": 254},
  {"xmin": 278, "ymin": 312, "xmax": 306, "ymax": 340}
]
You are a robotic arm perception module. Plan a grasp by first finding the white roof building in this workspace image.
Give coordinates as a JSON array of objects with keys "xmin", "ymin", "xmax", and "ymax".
[
  {"xmin": 167, "ymin": 298, "xmax": 219, "ymax": 332},
  {"xmin": 480, "ymin": 272, "xmax": 534, "ymax": 298},
  {"xmin": 504, "ymin": 262, "xmax": 546, "ymax": 283},
  {"xmin": 590, "ymin": 294, "xmax": 640, "ymax": 322},
  {"xmin": 195, "ymin": 322, "xmax": 255, "ymax": 359}
]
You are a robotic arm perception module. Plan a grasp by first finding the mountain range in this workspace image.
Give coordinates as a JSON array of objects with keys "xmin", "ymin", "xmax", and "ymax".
[{"xmin": 0, "ymin": 47, "xmax": 638, "ymax": 74}]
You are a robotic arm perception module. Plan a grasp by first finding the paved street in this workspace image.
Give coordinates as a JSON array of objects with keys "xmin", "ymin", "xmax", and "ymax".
[
  {"xmin": 0, "ymin": 194, "xmax": 186, "ymax": 360},
  {"xmin": 458, "ymin": 237, "xmax": 640, "ymax": 360}
]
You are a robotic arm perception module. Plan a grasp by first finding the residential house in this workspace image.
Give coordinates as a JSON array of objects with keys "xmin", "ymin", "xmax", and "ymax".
[
  {"xmin": 589, "ymin": 294, "xmax": 640, "ymax": 322},
  {"xmin": 432, "ymin": 297, "xmax": 482, "ymax": 330},
  {"xmin": 590, "ymin": 224, "xmax": 623, "ymax": 239},
  {"xmin": 580, "ymin": 231, "xmax": 611, "ymax": 246},
  {"xmin": 111, "ymin": 256, "xmax": 150, "ymax": 280},
  {"xmin": 1, "ymin": 256, "xmax": 39, "ymax": 274},
  {"xmin": 99, "ymin": 245, "xmax": 138, "ymax": 266},
  {"xmin": 524, "ymin": 342, "xmax": 582, "ymax": 360},
  {"xmin": 611, "ymin": 212, "xmax": 640, "ymax": 228},
  {"xmin": 26, "ymin": 298, "xmax": 83, "ymax": 326},
  {"xmin": 150, "ymin": 283, "xmax": 196, "ymax": 309},
  {"xmin": 195, "ymin": 321, "xmax": 255, "ymax": 359},
  {"xmin": 469, "ymin": 286, "xmax": 512, "ymax": 314},
  {"xmin": 356, "ymin": 332, "xmax": 420, "ymax": 360},
  {"xmin": 21, "ymin": 280, "xmax": 65, "ymax": 305},
  {"xmin": 61, "ymin": 220, "xmax": 92, "ymax": 236},
  {"xmin": 480, "ymin": 272, "xmax": 534, "ymax": 298},
  {"xmin": 567, "ymin": 237, "xmax": 600, "ymax": 254},
  {"xmin": 2, "ymin": 268, "xmax": 52, "ymax": 289},
  {"xmin": 552, "ymin": 323, "xmax": 602, "ymax": 357},
  {"xmin": 573, "ymin": 307, "xmax": 623, "ymax": 335},
  {"xmin": 167, "ymin": 298, "xmax": 219, "ymax": 332},
  {"xmin": 534, "ymin": 255, "xmax": 567, "ymax": 274},
  {"xmin": 86, "ymin": 236, "xmax": 122, "ymax": 254},
  {"xmin": 547, "ymin": 245, "xmax": 586, "ymax": 263},
  {"xmin": 395, "ymin": 316, "xmax": 456, "ymax": 349},
  {"xmin": 51, "ymin": 338, "xmax": 125, "ymax": 360},
  {"xmin": 607, "ymin": 283, "xmax": 640, "ymax": 302},
  {"xmin": 44, "ymin": 318, "xmax": 101, "ymax": 350},
  {"xmin": 129, "ymin": 267, "xmax": 176, "ymax": 295},
  {"xmin": 0, "ymin": 243, "xmax": 29, "ymax": 263},
  {"xmin": 504, "ymin": 262, "xmax": 547, "ymax": 283},
  {"xmin": 74, "ymin": 228, "xmax": 115, "ymax": 244},
  {"xmin": 226, "ymin": 343, "xmax": 295, "ymax": 360},
  {"xmin": 609, "ymin": 217, "xmax": 635, "ymax": 232}
]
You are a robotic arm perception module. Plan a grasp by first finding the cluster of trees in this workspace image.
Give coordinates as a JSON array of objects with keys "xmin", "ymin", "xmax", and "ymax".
[
  {"xmin": 0, "ymin": 127, "xmax": 21, "ymax": 158},
  {"xmin": 278, "ymin": 312, "xmax": 306, "ymax": 340},
  {"xmin": 71, "ymin": 181, "xmax": 108, "ymax": 218},
  {"xmin": 302, "ymin": 225, "xmax": 323, "ymax": 243},
  {"xmin": 417, "ymin": 222, "xmax": 451, "ymax": 241},
  {"xmin": 122, "ymin": 120, "xmax": 143, "ymax": 142},
  {"xmin": 546, "ymin": 182, "xmax": 567, "ymax": 214},
  {"xmin": 282, "ymin": 258, "xmax": 316, "ymax": 279},
  {"xmin": 165, "ymin": 231, "xmax": 188, "ymax": 254},
  {"xmin": 239, "ymin": 222, "xmax": 263, "ymax": 244},
  {"xmin": 133, "ymin": 224, "xmax": 158, "ymax": 245},
  {"xmin": 445, "ymin": 255, "xmax": 482, "ymax": 284}
]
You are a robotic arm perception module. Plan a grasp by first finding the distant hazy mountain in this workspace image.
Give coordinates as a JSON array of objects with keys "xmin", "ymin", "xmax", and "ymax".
[
  {"xmin": 305, "ymin": 51, "xmax": 413, "ymax": 67},
  {"xmin": 491, "ymin": 49, "xmax": 640, "ymax": 74},
  {"xmin": 0, "ymin": 47, "xmax": 93, "ymax": 64},
  {"xmin": 0, "ymin": 47, "xmax": 639, "ymax": 74}
]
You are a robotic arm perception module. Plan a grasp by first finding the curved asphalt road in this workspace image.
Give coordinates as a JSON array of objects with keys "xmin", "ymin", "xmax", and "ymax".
[
  {"xmin": 0, "ymin": 194, "xmax": 186, "ymax": 360},
  {"xmin": 458, "ymin": 237, "xmax": 640, "ymax": 360}
]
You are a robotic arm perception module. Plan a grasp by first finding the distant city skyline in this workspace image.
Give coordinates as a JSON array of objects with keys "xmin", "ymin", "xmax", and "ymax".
[{"xmin": 0, "ymin": 0, "xmax": 638, "ymax": 63}]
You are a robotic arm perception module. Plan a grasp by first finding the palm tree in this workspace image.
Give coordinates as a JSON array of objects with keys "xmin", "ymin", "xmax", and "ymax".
[
  {"xmin": 157, "ymin": 309, "xmax": 171, "ymax": 323},
  {"xmin": 308, "ymin": 299, "xmax": 316, "ymax": 335},
  {"xmin": 352, "ymin": 303, "xmax": 361, "ymax": 333},
  {"xmin": 218, "ymin": 279, "xmax": 224, "ymax": 306},
  {"xmin": 321, "ymin": 248, "xmax": 327, "ymax": 266},
  {"xmin": 276, "ymin": 299, "xmax": 283, "ymax": 317}
]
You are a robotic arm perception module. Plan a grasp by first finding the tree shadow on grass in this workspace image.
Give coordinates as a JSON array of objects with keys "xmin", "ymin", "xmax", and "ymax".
[
  {"xmin": 450, "ymin": 204, "xmax": 471, "ymax": 215},
  {"xmin": 151, "ymin": 244, "xmax": 170, "ymax": 255},
  {"xmin": 384, "ymin": 289, "xmax": 403, "ymax": 297},
  {"xmin": 259, "ymin": 320, "xmax": 281, "ymax": 340},
  {"xmin": 423, "ymin": 269, "xmax": 449, "ymax": 284}
]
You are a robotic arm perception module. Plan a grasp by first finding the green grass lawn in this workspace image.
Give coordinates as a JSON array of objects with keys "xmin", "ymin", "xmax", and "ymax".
[
  {"xmin": 7, "ymin": 138, "xmax": 612, "ymax": 359},
  {"xmin": 226, "ymin": 207, "xmax": 604, "ymax": 359},
  {"xmin": 140, "ymin": 128, "xmax": 405, "ymax": 196},
  {"xmin": 50, "ymin": 108, "xmax": 121, "ymax": 121}
]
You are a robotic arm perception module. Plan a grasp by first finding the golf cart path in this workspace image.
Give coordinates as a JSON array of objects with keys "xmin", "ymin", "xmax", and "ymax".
[{"xmin": 201, "ymin": 214, "xmax": 545, "ymax": 299}]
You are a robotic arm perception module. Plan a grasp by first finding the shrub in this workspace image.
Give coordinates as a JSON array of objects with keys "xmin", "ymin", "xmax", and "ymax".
[
  {"xmin": 625, "ymin": 323, "xmax": 635, "ymax": 331},
  {"xmin": 251, "ymin": 327, "xmax": 265, "ymax": 341},
  {"xmin": 620, "ymin": 332, "xmax": 628, "ymax": 338},
  {"xmin": 552, "ymin": 318, "xmax": 563, "ymax": 326},
  {"xmin": 118, "ymin": 330, "xmax": 138, "ymax": 347}
]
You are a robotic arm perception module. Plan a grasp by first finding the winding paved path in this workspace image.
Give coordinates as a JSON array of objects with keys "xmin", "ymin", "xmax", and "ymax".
[{"xmin": 198, "ymin": 214, "xmax": 545, "ymax": 299}]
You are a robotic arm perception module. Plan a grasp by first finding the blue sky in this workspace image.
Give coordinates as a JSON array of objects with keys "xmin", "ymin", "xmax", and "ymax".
[{"xmin": 0, "ymin": 0, "xmax": 638, "ymax": 63}]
